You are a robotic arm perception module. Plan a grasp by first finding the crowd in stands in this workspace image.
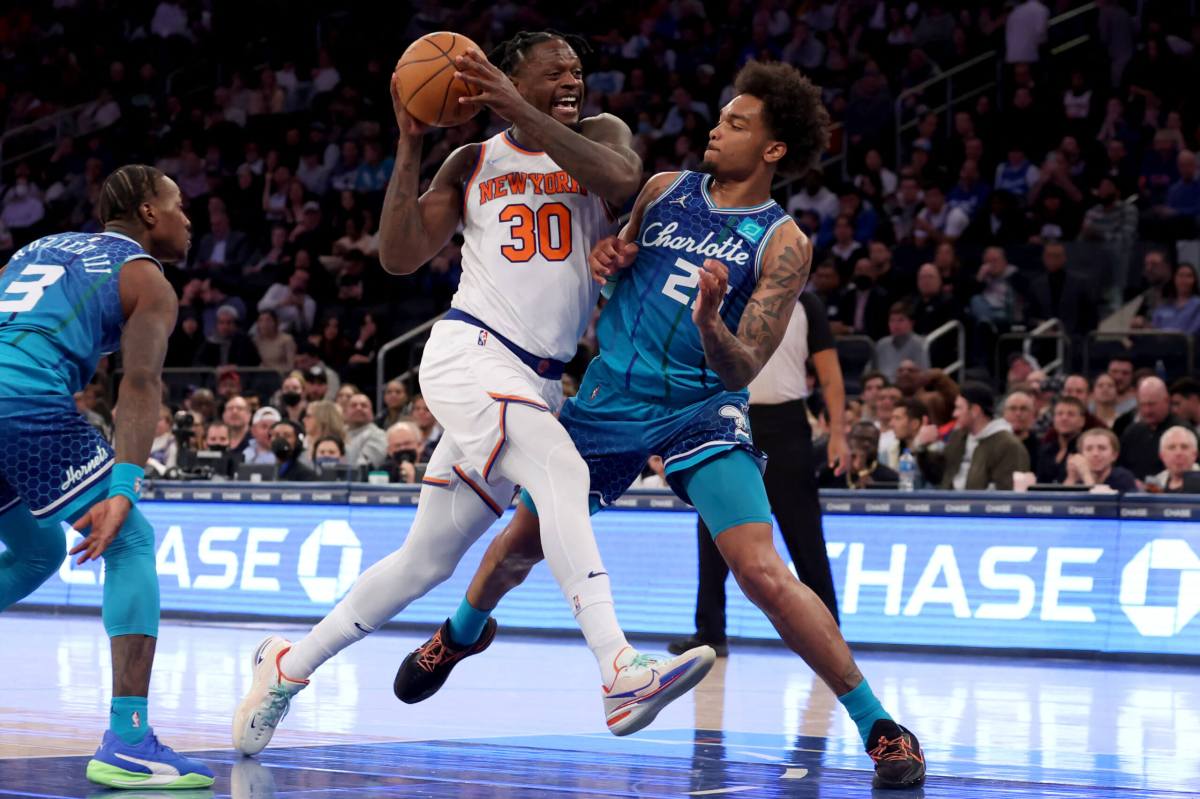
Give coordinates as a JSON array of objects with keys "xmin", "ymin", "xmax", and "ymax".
[
  {"xmin": 6, "ymin": 0, "xmax": 1199, "ymax": 490},
  {"xmin": 811, "ymin": 358, "xmax": 1200, "ymax": 492}
]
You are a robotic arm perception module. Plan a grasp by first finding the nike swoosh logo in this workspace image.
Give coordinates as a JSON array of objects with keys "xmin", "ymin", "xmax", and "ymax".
[
  {"xmin": 355, "ymin": 622, "xmax": 372, "ymax": 633},
  {"xmin": 587, "ymin": 570, "xmax": 608, "ymax": 578},
  {"xmin": 609, "ymin": 668, "xmax": 658, "ymax": 698},
  {"xmin": 113, "ymin": 752, "xmax": 181, "ymax": 777}
]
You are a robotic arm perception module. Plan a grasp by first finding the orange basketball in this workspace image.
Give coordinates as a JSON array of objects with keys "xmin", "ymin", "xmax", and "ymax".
[{"xmin": 394, "ymin": 31, "xmax": 482, "ymax": 128}]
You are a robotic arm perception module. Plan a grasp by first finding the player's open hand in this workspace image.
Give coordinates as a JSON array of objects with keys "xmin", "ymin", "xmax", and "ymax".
[
  {"xmin": 391, "ymin": 65, "xmax": 430, "ymax": 139},
  {"xmin": 454, "ymin": 49, "xmax": 526, "ymax": 122},
  {"xmin": 589, "ymin": 236, "xmax": 639, "ymax": 285},
  {"xmin": 692, "ymin": 259, "xmax": 729, "ymax": 329},
  {"xmin": 69, "ymin": 496, "xmax": 132, "ymax": 565}
]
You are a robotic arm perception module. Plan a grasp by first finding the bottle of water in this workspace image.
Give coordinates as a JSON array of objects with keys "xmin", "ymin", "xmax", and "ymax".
[{"xmin": 898, "ymin": 449, "xmax": 916, "ymax": 492}]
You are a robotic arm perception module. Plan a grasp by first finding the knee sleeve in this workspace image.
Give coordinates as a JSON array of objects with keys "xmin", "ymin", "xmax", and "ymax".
[
  {"xmin": 679, "ymin": 449, "xmax": 773, "ymax": 538},
  {"xmin": 537, "ymin": 440, "xmax": 592, "ymax": 498},
  {"xmin": 101, "ymin": 506, "xmax": 159, "ymax": 638},
  {"xmin": 0, "ymin": 503, "xmax": 67, "ymax": 610},
  {"xmin": 343, "ymin": 479, "xmax": 496, "ymax": 628}
]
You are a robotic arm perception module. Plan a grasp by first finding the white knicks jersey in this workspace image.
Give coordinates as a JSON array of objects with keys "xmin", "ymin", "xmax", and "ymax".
[{"xmin": 453, "ymin": 129, "xmax": 615, "ymax": 362}]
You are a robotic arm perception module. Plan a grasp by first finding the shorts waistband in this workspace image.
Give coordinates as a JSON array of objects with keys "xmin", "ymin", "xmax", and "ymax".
[{"xmin": 443, "ymin": 309, "xmax": 566, "ymax": 380}]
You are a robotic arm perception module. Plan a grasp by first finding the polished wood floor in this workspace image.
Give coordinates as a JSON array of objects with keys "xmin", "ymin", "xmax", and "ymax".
[{"xmin": 0, "ymin": 613, "xmax": 1195, "ymax": 797}]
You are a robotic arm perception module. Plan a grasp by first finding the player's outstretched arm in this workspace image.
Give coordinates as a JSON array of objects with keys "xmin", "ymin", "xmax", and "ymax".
[
  {"xmin": 453, "ymin": 50, "xmax": 641, "ymax": 205},
  {"xmin": 378, "ymin": 70, "xmax": 477, "ymax": 275},
  {"xmin": 71, "ymin": 259, "xmax": 177, "ymax": 563},
  {"xmin": 693, "ymin": 221, "xmax": 812, "ymax": 391},
  {"xmin": 551, "ymin": 113, "xmax": 642, "ymax": 206}
]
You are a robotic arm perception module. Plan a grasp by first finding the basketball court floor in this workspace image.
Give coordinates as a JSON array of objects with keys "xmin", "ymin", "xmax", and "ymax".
[{"xmin": 0, "ymin": 612, "xmax": 1194, "ymax": 798}]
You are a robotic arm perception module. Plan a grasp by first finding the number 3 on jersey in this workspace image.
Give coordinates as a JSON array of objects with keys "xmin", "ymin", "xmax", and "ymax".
[
  {"xmin": 499, "ymin": 202, "xmax": 572, "ymax": 263},
  {"xmin": 0, "ymin": 264, "xmax": 66, "ymax": 312}
]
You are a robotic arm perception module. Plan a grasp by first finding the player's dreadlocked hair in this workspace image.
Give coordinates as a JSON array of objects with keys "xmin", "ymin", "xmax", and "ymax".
[
  {"xmin": 98, "ymin": 164, "xmax": 165, "ymax": 225},
  {"xmin": 734, "ymin": 61, "xmax": 830, "ymax": 175},
  {"xmin": 489, "ymin": 30, "xmax": 591, "ymax": 76}
]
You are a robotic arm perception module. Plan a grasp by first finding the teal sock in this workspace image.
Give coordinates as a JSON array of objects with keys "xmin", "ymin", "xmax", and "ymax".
[
  {"xmin": 447, "ymin": 598, "xmax": 491, "ymax": 647},
  {"xmin": 837, "ymin": 680, "xmax": 893, "ymax": 747},
  {"xmin": 110, "ymin": 696, "xmax": 149, "ymax": 745}
]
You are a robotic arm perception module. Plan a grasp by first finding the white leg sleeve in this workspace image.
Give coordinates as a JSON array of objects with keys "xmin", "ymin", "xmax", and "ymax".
[
  {"xmin": 493, "ymin": 403, "xmax": 628, "ymax": 673},
  {"xmin": 281, "ymin": 439, "xmax": 503, "ymax": 679}
]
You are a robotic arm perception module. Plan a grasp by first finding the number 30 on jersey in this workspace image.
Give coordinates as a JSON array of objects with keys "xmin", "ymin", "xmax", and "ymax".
[{"xmin": 499, "ymin": 202, "xmax": 572, "ymax": 263}]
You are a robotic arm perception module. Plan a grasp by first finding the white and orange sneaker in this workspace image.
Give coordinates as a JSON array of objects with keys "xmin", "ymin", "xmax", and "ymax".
[
  {"xmin": 232, "ymin": 635, "xmax": 309, "ymax": 756},
  {"xmin": 602, "ymin": 645, "xmax": 716, "ymax": 736}
]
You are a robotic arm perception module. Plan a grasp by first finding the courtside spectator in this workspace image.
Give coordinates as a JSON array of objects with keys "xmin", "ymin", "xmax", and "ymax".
[
  {"xmin": 916, "ymin": 382, "xmax": 1029, "ymax": 490},
  {"xmin": 344, "ymin": 394, "xmax": 388, "ymax": 469},
  {"xmin": 1146, "ymin": 426, "xmax": 1200, "ymax": 493},
  {"xmin": 874, "ymin": 304, "xmax": 928, "ymax": 381},
  {"xmin": 1063, "ymin": 428, "xmax": 1138, "ymax": 492},
  {"xmin": 1003, "ymin": 388, "xmax": 1040, "ymax": 467},
  {"xmin": 1120, "ymin": 377, "xmax": 1185, "ymax": 481},
  {"xmin": 1170, "ymin": 378, "xmax": 1200, "ymax": 432}
]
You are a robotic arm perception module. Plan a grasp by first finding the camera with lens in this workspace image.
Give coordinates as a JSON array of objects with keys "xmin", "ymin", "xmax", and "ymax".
[
  {"xmin": 172, "ymin": 410, "xmax": 196, "ymax": 450},
  {"xmin": 167, "ymin": 410, "xmax": 237, "ymax": 480}
]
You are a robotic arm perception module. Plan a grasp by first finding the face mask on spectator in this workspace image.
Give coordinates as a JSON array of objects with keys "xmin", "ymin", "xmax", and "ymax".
[
  {"xmin": 281, "ymin": 391, "xmax": 302, "ymax": 406},
  {"xmin": 315, "ymin": 456, "xmax": 340, "ymax": 469},
  {"xmin": 271, "ymin": 438, "xmax": 294, "ymax": 460}
]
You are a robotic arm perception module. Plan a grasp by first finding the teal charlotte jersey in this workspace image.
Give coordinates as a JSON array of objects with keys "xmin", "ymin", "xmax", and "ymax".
[
  {"xmin": 543, "ymin": 171, "xmax": 793, "ymax": 512},
  {"xmin": 0, "ymin": 231, "xmax": 160, "ymax": 396},
  {"xmin": 0, "ymin": 231, "xmax": 161, "ymax": 521},
  {"xmin": 596, "ymin": 170, "xmax": 791, "ymax": 407}
]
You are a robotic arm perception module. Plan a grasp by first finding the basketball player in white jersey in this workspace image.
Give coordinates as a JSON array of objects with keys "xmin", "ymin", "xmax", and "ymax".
[{"xmin": 232, "ymin": 31, "xmax": 715, "ymax": 753}]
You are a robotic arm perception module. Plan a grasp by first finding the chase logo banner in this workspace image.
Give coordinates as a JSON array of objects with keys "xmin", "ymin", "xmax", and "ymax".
[
  {"xmin": 735, "ymin": 218, "xmax": 766, "ymax": 244},
  {"xmin": 12, "ymin": 496, "xmax": 1200, "ymax": 657}
]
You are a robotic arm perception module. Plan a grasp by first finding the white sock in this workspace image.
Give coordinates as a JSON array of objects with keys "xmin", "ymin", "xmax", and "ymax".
[
  {"xmin": 280, "ymin": 600, "xmax": 370, "ymax": 680},
  {"xmin": 563, "ymin": 570, "xmax": 629, "ymax": 685},
  {"xmin": 496, "ymin": 405, "xmax": 630, "ymax": 683},
  {"xmin": 282, "ymin": 444, "xmax": 500, "ymax": 679}
]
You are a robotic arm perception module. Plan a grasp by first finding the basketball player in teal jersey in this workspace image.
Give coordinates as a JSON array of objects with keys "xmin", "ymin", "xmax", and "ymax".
[
  {"xmin": 0, "ymin": 166, "xmax": 214, "ymax": 788},
  {"xmin": 395, "ymin": 62, "xmax": 926, "ymax": 789}
]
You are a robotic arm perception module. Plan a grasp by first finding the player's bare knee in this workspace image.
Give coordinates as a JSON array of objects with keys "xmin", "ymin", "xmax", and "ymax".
[
  {"xmin": 492, "ymin": 558, "xmax": 535, "ymax": 593},
  {"xmin": 732, "ymin": 557, "xmax": 788, "ymax": 610}
]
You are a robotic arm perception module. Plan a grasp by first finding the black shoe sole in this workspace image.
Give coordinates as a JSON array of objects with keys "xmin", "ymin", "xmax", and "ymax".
[{"xmin": 872, "ymin": 771, "xmax": 926, "ymax": 790}]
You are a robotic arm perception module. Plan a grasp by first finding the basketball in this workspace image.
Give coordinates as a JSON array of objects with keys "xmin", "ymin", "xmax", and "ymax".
[{"xmin": 394, "ymin": 31, "xmax": 481, "ymax": 128}]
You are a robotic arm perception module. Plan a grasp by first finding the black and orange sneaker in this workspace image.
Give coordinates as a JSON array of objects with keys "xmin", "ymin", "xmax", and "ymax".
[
  {"xmin": 867, "ymin": 719, "xmax": 926, "ymax": 789},
  {"xmin": 393, "ymin": 617, "xmax": 498, "ymax": 704}
]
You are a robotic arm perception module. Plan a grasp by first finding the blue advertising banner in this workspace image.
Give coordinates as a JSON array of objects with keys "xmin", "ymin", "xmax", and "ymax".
[{"xmin": 12, "ymin": 490, "xmax": 1200, "ymax": 656}]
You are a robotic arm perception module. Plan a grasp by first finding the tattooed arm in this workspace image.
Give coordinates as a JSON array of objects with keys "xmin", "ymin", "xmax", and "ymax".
[
  {"xmin": 692, "ymin": 220, "xmax": 813, "ymax": 390},
  {"xmin": 378, "ymin": 70, "xmax": 478, "ymax": 275}
]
